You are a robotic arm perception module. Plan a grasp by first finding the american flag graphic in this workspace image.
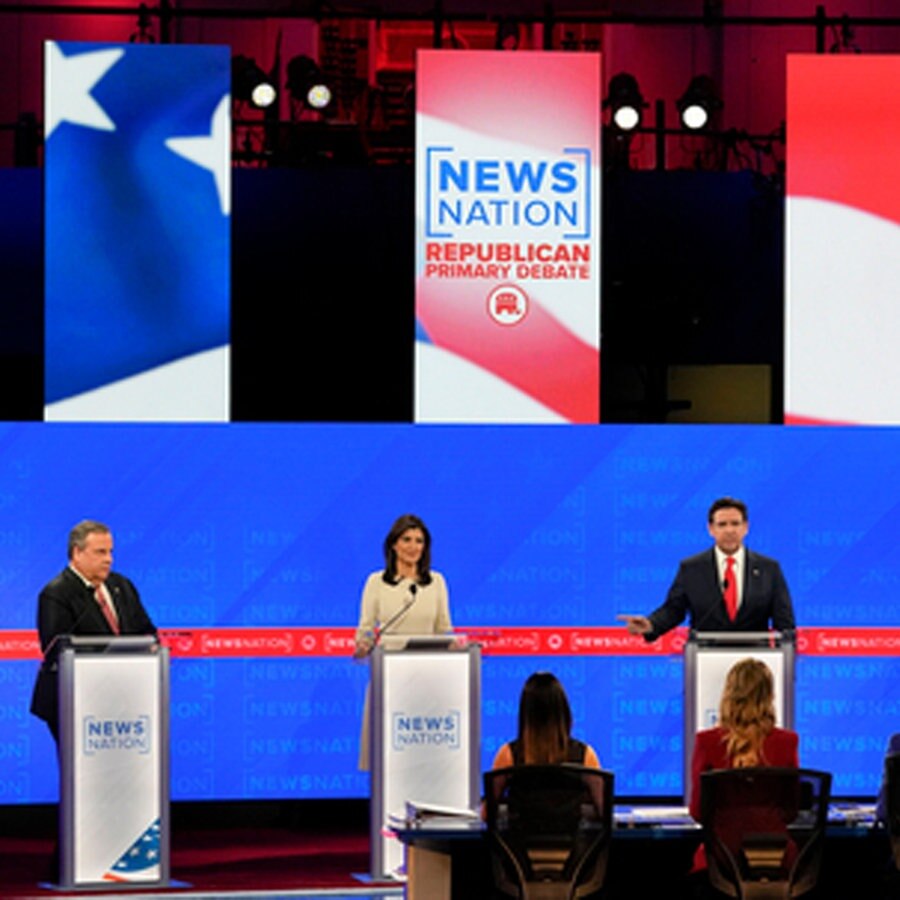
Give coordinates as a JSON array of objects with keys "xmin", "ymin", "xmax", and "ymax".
[
  {"xmin": 105, "ymin": 818, "xmax": 161, "ymax": 881},
  {"xmin": 44, "ymin": 41, "xmax": 231, "ymax": 421}
]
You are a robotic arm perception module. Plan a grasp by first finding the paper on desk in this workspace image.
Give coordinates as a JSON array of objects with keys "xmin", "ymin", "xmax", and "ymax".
[
  {"xmin": 619, "ymin": 806, "xmax": 691, "ymax": 819},
  {"xmin": 405, "ymin": 800, "xmax": 480, "ymax": 821}
]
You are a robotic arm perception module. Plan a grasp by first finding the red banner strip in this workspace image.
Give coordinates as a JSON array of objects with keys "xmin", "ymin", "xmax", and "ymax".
[{"xmin": 2, "ymin": 627, "xmax": 900, "ymax": 661}]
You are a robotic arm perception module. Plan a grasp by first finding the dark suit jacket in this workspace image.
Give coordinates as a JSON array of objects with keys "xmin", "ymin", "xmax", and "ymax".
[
  {"xmin": 646, "ymin": 547, "xmax": 795, "ymax": 641},
  {"xmin": 30, "ymin": 567, "xmax": 157, "ymax": 732},
  {"xmin": 876, "ymin": 732, "xmax": 900, "ymax": 823}
]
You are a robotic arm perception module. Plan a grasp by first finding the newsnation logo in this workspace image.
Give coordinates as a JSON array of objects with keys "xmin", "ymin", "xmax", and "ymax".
[
  {"xmin": 83, "ymin": 716, "xmax": 151, "ymax": 755},
  {"xmin": 392, "ymin": 711, "xmax": 461, "ymax": 750},
  {"xmin": 424, "ymin": 148, "xmax": 593, "ymax": 241}
]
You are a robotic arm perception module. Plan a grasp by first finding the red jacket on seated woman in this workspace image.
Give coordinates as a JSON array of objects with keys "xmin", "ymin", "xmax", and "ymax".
[{"xmin": 689, "ymin": 658, "xmax": 800, "ymax": 873}]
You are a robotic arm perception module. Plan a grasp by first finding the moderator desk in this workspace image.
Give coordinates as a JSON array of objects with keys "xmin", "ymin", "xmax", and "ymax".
[{"xmin": 395, "ymin": 804, "xmax": 881, "ymax": 900}]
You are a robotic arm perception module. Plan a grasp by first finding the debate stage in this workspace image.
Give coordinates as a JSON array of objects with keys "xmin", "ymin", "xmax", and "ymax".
[{"xmin": 0, "ymin": 799, "xmax": 894, "ymax": 900}]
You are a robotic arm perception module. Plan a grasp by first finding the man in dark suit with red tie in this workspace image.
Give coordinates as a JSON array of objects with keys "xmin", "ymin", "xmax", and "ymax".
[
  {"xmin": 620, "ymin": 497, "xmax": 795, "ymax": 641},
  {"xmin": 30, "ymin": 519, "xmax": 157, "ymax": 742}
]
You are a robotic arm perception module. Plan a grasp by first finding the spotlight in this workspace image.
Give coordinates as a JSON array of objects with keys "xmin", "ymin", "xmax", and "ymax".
[
  {"xmin": 232, "ymin": 55, "xmax": 277, "ymax": 109},
  {"xmin": 286, "ymin": 55, "xmax": 334, "ymax": 113},
  {"xmin": 676, "ymin": 75, "xmax": 722, "ymax": 131},
  {"xmin": 603, "ymin": 72, "xmax": 646, "ymax": 132}
]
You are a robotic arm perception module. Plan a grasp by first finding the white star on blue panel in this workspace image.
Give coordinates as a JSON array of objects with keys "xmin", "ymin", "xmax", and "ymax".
[{"xmin": 45, "ymin": 42, "xmax": 123, "ymax": 138}]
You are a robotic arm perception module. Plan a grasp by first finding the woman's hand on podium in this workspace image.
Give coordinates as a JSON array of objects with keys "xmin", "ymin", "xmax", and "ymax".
[{"xmin": 353, "ymin": 634, "xmax": 375, "ymax": 660}]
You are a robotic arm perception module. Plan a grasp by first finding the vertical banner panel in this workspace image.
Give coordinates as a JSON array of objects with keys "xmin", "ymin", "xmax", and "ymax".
[
  {"xmin": 785, "ymin": 55, "xmax": 900, "ymax": 425},
  {"xmin": 45, "ymin": 42, "xmax": 230, "ymax": 422},
  {"xmin": 415, "ymin": 50, "xmax": 601, "ymax": 423}
]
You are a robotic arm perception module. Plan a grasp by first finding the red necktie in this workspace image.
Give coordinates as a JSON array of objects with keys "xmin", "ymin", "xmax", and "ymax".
[
  {"xmin": 95, "ymin": 586, "xmax": 120, "ymax": 635},
  {"xmin": 723, "ymin": 557, "xmax": 737, "ymax": 621}
]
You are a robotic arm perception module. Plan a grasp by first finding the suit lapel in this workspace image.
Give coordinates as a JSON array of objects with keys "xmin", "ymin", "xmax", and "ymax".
[
  {"xmin": 106, "ymin": 575, "xmax": 127, "ymax": 631},
  {"xmin": 64, "ymin": 568, "xmax": 113, "ymax": 634},
  {"xmin": 704, "ymin": 549, "xmax": 720, "ymax": 595},
  {"xmin": 107, "ymin": 577, "xmax": 122, "ymax": 632},
  {"xmin": 702, "ymin": 549, "xmax": 728, "ymax": 625},
  {"xmin": 739, "ymin": 551, "xmax": 755, "ymax": 623}
]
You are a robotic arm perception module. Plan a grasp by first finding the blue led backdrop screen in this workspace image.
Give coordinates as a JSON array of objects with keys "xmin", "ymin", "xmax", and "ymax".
[{"xmin": 0, "ymin": 422, "xmax": 898, "ymax": 803}]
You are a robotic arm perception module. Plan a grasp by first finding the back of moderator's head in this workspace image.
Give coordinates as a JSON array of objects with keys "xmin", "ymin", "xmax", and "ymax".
[
  {"xmin": 518, "ymin": 672, "xmax": 573, "ymax": 763},
  {"xmin": 719, "ymin": 657, "xmax": 775, "ymax": 730}
]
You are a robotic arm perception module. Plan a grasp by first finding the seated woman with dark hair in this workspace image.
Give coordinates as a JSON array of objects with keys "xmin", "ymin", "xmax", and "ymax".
[
  {"xmin": 484, "ymin": 672, "xmax": 608, "ymax": 900},
  {"xmin": 486, "ymin": 671, "xmax": 602, "ymax": 829},
  {"xmin": 491, "ymin": 671, "xmax": 601, "ymax": 770}
]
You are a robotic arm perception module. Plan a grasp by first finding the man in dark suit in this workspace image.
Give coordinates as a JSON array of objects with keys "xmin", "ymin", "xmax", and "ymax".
[
  {"xmin": 30, "ymin": 519, "xmax": 157, "ymax": 742},
  {"xmin": 619, "ymin": 497, "xmax": 795, "ymax": 641},
  {"xmin": 876, "ymin": 731, "xmax": 900, "ymax": 824}
]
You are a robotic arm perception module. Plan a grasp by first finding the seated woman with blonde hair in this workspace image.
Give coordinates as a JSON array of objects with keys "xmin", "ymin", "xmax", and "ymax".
[{"xmin": 689, "ymin": 657, "xmax": 800, "ymax": 876}]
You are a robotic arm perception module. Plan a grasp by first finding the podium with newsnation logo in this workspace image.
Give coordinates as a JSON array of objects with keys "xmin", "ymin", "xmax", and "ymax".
[
  {"xmin": 369, "ymin": 636, "xmax": 480, "ymax": 880},
  {"xmin": 683, "ymin": 630, "xmax": 795, "ymax": 805},
  {"xmin": 57, "ymin": 635, "xmax": 170, "ymax": 889}
]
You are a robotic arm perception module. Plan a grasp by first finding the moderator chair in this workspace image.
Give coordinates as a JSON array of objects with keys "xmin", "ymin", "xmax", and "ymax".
[
  {"xmin": 483, "ymin": 764, "xmax": 613, "ymax": 900},
  {"xmin": 699, "ymin": 766, "xmax": 831, "ymax": 900}
]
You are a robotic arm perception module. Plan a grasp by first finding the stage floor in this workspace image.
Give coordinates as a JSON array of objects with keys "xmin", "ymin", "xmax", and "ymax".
[
  {"xmin": 0, "ymin": 801, "xmax": 397, "ymax": 899},
  {"xmin": 0, "ymin": 800, "xmax": 891, "ymax": 900}
]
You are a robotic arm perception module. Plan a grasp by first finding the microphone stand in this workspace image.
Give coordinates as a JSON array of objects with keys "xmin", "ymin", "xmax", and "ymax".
[{"xmin": 357, "ymin": 585, "xmax": 418, "ymax": 658}]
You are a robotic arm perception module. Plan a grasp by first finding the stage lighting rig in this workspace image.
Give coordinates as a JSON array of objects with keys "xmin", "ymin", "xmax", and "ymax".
[
  {"xmin": 286, "ymin": 55, "xmax": 334, "ymax": 114},
  {"xmin": 232, "ymin": 55, "xmax": 277, "ymax": 110},
  {"xmin": 604, "ymin": 72, "xmax": 647, "ymax": 132},
  {"xmin": 676, "ymin": 75, "xmax": 722, "ymax": 131}
]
